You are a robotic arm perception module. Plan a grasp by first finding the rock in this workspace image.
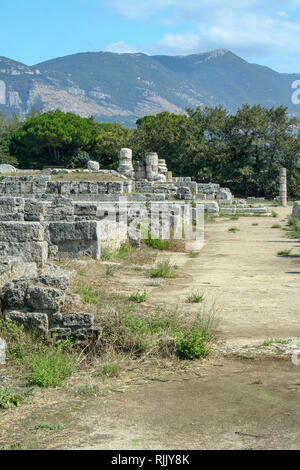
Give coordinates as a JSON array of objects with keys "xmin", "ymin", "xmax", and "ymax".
[
  {"xmin": 153, "ymin": 174, "xmax": 167, "ymax": 183},
  {"xmin": 292, "ymin": 201, "xmax": 300, "ymax": 220},
  {"xmin": 1, "ymin": 279, "xmax": 28, "ymax": 309},
  {"xmin": 25, "ymin": 286, "xmax": 65, "ymax": 312},
  {"xmin": 63, "ymin": 313, "xmax": 94, "ymax": 327},
  {"xmin": 36, "ymin": 274, "xmax": 70, "ymax": 291},
  {"xmin": 3, "ymin": 311, "xmax": 49, "ymax": 335},
  {"xmin": 0, "ymin": 164, "xmax": 16, "ymax": 174},
  {"xmin": 87, "ymin": 160, "xmax": 100, "ymax": 171},
  {"xmin": 0, "ymin": 338, "xmax": 7, "ymax": 365}
]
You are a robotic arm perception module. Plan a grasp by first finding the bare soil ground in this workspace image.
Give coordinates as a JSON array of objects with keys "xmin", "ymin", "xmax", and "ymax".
[{"xmin": 1, "ymin": 206, "xmax": 300, "ymax": 450}]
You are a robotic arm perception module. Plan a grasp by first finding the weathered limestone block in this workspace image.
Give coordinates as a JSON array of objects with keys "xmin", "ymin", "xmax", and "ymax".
[
  {"xmin": 134, "ymin": 161, "xmax": 146, "ymax": 180},
  {"xmin": 1, "ymin": 279, "xmax": 28, "ymax": 309},
  {"xmin": 292, "ymin": 201, "xmax": 300, "ymax": 220},
  {"xmin": 118, "ymin": 148, "xmax": 133, "ymax": 178},
  {"xmin": 217, "ymin": 189, "xmax": 232, "ymax": 201},
  {"xmin": 98, "ymin": 182, "xmax": 108, "ymax": 194},
  {"xmin": 3, "ymin": 311, "xmax": 49, "ymax": 335},
  {"xmin": 108, "ymin": 182, "xmax": 124, "ymax": 194},
  {"xmin": 48, "ymin": 221, "xmax": 101, "ymax": 259},
  {"xmin": 153, "ymin": 174, "xmax": 166, "ymax": 183},
  {"xmin": 49, "ymin": 327, "xmax": 71, "ymax": 337},
  {"xmin": 0, "ymin": 241, "xmax": 48, "ymax": 266},
  {"xmin": 0, "ymin": 164, "xmax": 16, "ymax": 173},
  {"xmin": 0, "ymin": 197, "xmax": 24, "ymax": 214},
  {"xmin": 26, "ymin": 286, "xmax": 65, "ymax": 312},
  {"xmin": 203, "ymin": 201, "xmax": 219, "ymax": 216},
  {"xmin": 0, "ymin": 221, "xmax": 44, "ymax": 242},
  {"xmin": 0, "ymin": 338, "xmax": 6, "ymax": 365},
  {"xmin": 176, "ymin": 186, "xmax": 193, "ymax": 200},
  {"xmin": 63, "ymin": 313, "xmax": 94, "ymax": 328},
  {"xmin": 24, "ymin": 200, "xmax": 47, "ymax": 221},
  {"xmin": 46, "ymin": 198, "xmax": 74, "ymax": 221},
  {"xmin": 0, "ymin": 213, "xmax": 23, "ymax": 221},
  {"xmin": 36, "ymin": 274, "xmax": 69, "ymax": 291},
  {"xmin": 146, "ymin": 152, "xmax": 158, "ymax": 180},
  {"xmin": 87, "ymin": 160, "xmax": 100, "ymax": 171}
]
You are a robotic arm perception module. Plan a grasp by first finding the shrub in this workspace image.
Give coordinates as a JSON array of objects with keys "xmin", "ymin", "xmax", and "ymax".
[
  {"xmin": 150, "ymin": 259, "xmax": 178, "ymax": 278},
  {"xmin": 0, "ymin": 386, "xmax": 24, "ymax": 409},
  {"xmin": 25, "ymin": 347, "xmax": 76, "ymax": 388},
  {"xmin": 129, "ymin": 289, "xmax": 147, "ymax": 303},
  {"xmin": 175, "ymin": 328, "xmax": 210, "ymax": 360}
]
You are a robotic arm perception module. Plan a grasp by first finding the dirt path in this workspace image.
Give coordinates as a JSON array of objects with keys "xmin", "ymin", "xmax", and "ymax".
[
  {"xmin": 150, "ymin": 207, "xmax": 300, "ymax": 347},
  {"xmin": 2, "ymin": 207, "xmax": 300, "ymax": 451}
]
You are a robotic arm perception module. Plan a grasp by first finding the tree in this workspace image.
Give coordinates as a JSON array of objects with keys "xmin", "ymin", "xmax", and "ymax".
[
  {"xmin": 0, "ymin": 114, "xmax": 20, "ymax": 166},
  {"xmin": 93, "ymin": 123, "xmax": 134, "ymax": 169},
  {"xmin": 10, "ymin": 110, "xmax": 98, "ymax": 168}
]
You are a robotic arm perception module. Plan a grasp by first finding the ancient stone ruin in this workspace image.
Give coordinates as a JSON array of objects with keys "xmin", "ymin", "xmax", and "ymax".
[{"xmin": 0, "ymin": 148, "xmax": 277, "ymax": 340}]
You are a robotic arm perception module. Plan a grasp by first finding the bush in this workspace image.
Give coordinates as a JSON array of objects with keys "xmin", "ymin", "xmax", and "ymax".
[
  {"xmin": 25, "ymin": 346, "xmax": 76, "ymax": 388},
  {"xmin": 175, "ymin": 328, "xmax": 210, "ymax": 360}
]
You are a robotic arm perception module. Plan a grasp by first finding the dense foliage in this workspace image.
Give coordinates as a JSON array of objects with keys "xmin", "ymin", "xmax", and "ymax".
[{"xmin": 1, "ymin": 105, "xmax": 299, "ymax": 197}]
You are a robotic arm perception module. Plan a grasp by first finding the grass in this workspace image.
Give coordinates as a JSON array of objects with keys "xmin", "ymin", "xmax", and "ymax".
[
  {"xmin": 145, "ymin": 237, "xmax": 170, "ymax": 250},
  {"xmin": 74, "ymin": 385, "xmax": 102, "ymax": 397},
  {"xmin": 186, "ymin": 290, "xmax": 204, "ymax": 303},
  {"xmin": 286, "ymin": 216, "xmax": 300, "ymax": 239},
  {"xmin": 101, "ymin": 246, "xmax": 115, "ymax": 261},
  {"xmin": 99, "ymin": 363, "xmax": 120, "ymax": 377},
  {"xmin": 97, "ymin": 303, "xmax": 217, "ymax": 359},
  {"xmin": 145, "ymin": 281, "xmax": 163, "ymax": 287},
  {"xmin": 261, "ymin": 338, "xmax": 292, "ymax": 347},
  {"xmin": 25, "ymin": 346, "xmax": 76, "ymax": 388},
  {"xmin": 0, "ymin": 319, "xmax": 78, "ymax": 389},
  {"xmin": 129, "ymin": 289, "xmax": 147, "ymax": 303},
  {"xmin": 150, "ymin": 259, "xmax": 178, "ymax": 278},
  {"xmin": 228, "ymin": 227, "xmax": 240, "ymax": 233},
  {"xmin": 271, "ymin": 224, "xmax": 281, "ymax": 229},
  {"xmin": 277, "ymin": 249, "xmax": 292, "ymax": 256},
  {"xmin": 271, "ymin": 210, "xmax": 278, "ymax": 218},
  {"xmin": 252, "ymin": 223, "xmax": 259, "ymax": 226},
  {"xmin": 189, "ymin": 251, "xmax": 200, "ymax": 258}
]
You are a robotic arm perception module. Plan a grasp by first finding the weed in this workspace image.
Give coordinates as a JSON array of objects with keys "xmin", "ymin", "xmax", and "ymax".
[
  {"xmin": 0, "ymin": 386, "xmax": 24, "ymax": 409},
  {"xmin": 74, "ymin": 385, "xmax": 101, "ymax": 397},
  {"xmin": 252, "ymin": 223, "xmax": 259, "ymax": 226},
  {"xmin": 261, "ymin": 338, "xmax": 292, "ymax": 347},
  {"xmin": 186, "ymin": 290, "xmax": 204, "ymax": 303},
  {"xmin": 101, "ymin": 247, "xmax": 114, "ymax": 261},
  {"xmin": 271, "ymin": 210, "xmax": 278, "ymax": 218},
  {"xmin": 189, "ymin": 251, "xmax": 200, "ymax": 258},
  {"xmin": 251, "ymin": 380, "xmax": 263, "ymax": 385},
  {"xmin": 25, "ymin": 346, "xmax": 76, "ymax": 388},
  {"xmin": 175, "ymin": 327, "xmax": 210, "ymax": 360},
  {"xmin": 31, "ymin": 422, "xmax": 66, "ymax": 431},
  {"xmin": 271, "ymin": 224, "xmax": 281, "ymax": 229},
  {"xmin": 145, "ymin": 281, "xmax": 163, "ymax": 287},
  {"xmin": 277, "ymin": 249, "xmax": 292, "ymax": 256},
  {"xmin": 150, "ymin": 259, "xmax": 178, "ymax": 278},
  {"xmin": 228, "ymin": 227, "xmax": 240, "ymax": 233},
  {"xmin": 99, "ymin": 363, "xmax": 120, "ymax": 377},
  {"xmin": 129, "ymin": 289, "xmax": 147, "ymax": 303},
  {"xmin": 145, "ymin": 237, "xmax": 170, "ymax": 250}
]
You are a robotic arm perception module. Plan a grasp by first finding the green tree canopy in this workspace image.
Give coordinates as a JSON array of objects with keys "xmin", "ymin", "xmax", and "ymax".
[{"xmin": 10, "ymin": 110, "xmax": 98, "ymax": 168}]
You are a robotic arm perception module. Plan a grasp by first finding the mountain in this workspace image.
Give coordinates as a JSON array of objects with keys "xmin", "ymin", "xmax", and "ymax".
[{"xmin": 0, "ymin": 49, "xmax": 299, "ymax": 127}]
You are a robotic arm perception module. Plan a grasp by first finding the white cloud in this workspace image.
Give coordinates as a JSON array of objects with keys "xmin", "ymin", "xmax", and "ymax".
[
  {"xmin": 104, "ymin": 0, "xmax": 300, "ymax": 71},
  {"xmin": 104, "ymin": 41, "xmax": 138, "ymax": 53}
]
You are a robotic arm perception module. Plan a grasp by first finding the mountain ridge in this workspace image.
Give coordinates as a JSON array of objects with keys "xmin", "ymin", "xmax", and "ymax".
[{"xmin": 0, "ymin": 49, "xmax": 299, "ymax": 127}]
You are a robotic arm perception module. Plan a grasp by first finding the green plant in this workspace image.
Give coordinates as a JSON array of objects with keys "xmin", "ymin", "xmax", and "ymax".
[
  {"xmin": 186, "ymin": 290, "xmax": 204, "ymax": 303},
  {"xmin": 129, "ymin": 289, "xmax": 147, "ymax": 303},
  {"xmin": 31, "ymin": 422, "xmax": 66, "ymax": 431},
  {"xmin": 25, "ymin": 346, "xmax": 76, "ymax": 388},
  {"xmin": 277, "ymin": 249, "xmax": 292, "ymax": 256},
  {"xmin": 261, "ymin": 338, "xmax": 292, "ymax": 347},
  {"xmin": 0, "ymin": 386, "xmax": 24, "ymax": 409},
  {"xmin": 145, "ymin": 237, "xmax": 170, "ymax": 250},
  {"xmin": 150, "ymin": 259, "xmax": 178, "ymax": 278},
  {"xmin": 175, "ymin": 327, "xmax": 210, "ymax": 360},
  {"xmin": 189, "ymin": 251, "xmax": 200, "ymax": 258},
  {"xmin": 252, "ymin": 223, "xmax": 259, "ymax": 226},
  {"xmin": 101, "ymin": 246, "xmax": 114, "ymax": 260},
  {"xmin": 271, "ymin": 224, "xmax": 281, "ymax": 229},
  {"xmin": 230, "ymin": 215, "xmax": 239, "ymax": 220},
  {"xmin": 99, "ymin": 364, "xmax": 120, "ymax": 377},
  {"xmin": 228, "ymin": 227, "xmax": 240, "ymax": 233},
  {"xmin": 271, "ymin": 210, "xmax": 278, "ymax": 218}
]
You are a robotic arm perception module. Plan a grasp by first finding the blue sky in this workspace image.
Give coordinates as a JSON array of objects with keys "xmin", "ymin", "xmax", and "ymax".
[{"xmin": 1, "ymin": 0, "xmax": 300, "ymax": 72}]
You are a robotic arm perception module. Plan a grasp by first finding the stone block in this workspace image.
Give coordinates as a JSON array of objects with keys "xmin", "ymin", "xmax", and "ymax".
[
  {"xmin": 26, "ymin": 286, "xmax": 65, "ymax": 312},
  {"xmin": 63, "ymin": 313, "xmax": 94, "ymax": 327},
  {"xmin": 3, "ymin": 310, "xmax": 49, "ymax": 335},
  {"xmin": 0, "ymin": 222, "xmax": 44, "ymax": 242}
]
